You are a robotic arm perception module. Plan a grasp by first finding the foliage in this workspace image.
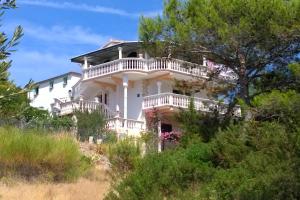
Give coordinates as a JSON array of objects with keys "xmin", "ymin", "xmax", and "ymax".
[
  {"xmin": 0, "ymin": 83, "xmax": 28, "ymax": 120},
  {"xmin": 0, "ymin": 127, "xmax": 91, "ymax": 181},
  {"xmin": 22, "ymin": 106, "xmax": 49, "ymax": 122},
  {"xmin": 140, "ymin": 0, "xmax": 300, "ymax": 106},
  {"xmin": 177, "ymin": 99, "xmax": 229, "ymax": 144},
  {"xmin": 102, "ymin": 129, "xmax": 118, "ymax": 144},
  {"xmin": 202, "ymin": 122, "xmax": 300, "ymax": 199},
  {"xmin": 75, "ymin": 109, "xmax": 106, "ymax": 141},
  {"xmin": 252, "ymin": 90, "xmax": 300, "ymax": 131},
  {"xmin": 0, "ymin": 0, "xmax": 33, "ymax": 120},
  {"xmin": 108, "ymin": 138, "xmax": 141, "ymax": 178},
  {"xmin": 106, "ymin": 121, "xmax": 300, "ymax": 200},
  {"xmin": 105, "ymin": 143, "xmax": 213, "ymax": 200},
  {"xmin": 21, "ymin": 108, "xmax": 75, "ymax": 132},
  {"xmin": 140, "ymin": 130, "xmax": 158, "ymax": 154}
]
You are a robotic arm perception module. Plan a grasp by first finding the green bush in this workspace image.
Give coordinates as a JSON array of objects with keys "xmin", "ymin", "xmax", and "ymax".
[
  {"xmin": 200, "ymin": 122, "xmax": 300, "ymax": 199},
  {"xmin": 75, "ymin": 109, "xmax": 106, "ymax": 141},
  {"xmin": 106, "ymin": 122, "xmax": 300, "ymax": 200},
  {"xmin": 106, "ymin": 143, "xmax": 213, "ymax": 200},
  {"xmin": 0, "ymin": 127, "xmax": 91, "ymax": 181},
  {"xmin": 108, "ymin": 138, "xmax": 141, "ymax": 177}
]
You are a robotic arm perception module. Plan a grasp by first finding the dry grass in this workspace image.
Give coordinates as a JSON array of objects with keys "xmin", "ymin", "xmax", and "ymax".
[{"xmin": 0, "ymin": 167, "xmax": 110, "ymax": 200}]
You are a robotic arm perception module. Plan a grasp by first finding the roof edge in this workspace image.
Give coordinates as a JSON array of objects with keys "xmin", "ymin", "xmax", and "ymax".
[{"xmin": 33, "ymin": 71, "xmax": 81, "ymax": 86}]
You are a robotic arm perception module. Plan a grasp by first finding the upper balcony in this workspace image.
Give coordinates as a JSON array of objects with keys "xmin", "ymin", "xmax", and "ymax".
[
  {"xmin": 82, "ymin": 58, "xmax": 236, "ymax": 82},
  {"xmin": 142, "ymin": 92, "xmax": 241, "ymax": 116}
]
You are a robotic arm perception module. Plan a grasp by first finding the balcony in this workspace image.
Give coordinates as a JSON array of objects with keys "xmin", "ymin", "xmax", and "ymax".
[
  {"xmin": 52, "ymin": 99, "xmax": 145, "ymax": 136},
  {"xmin": 142, "ymin": 93, "xmax": 241, "ymax": 115},
  {"xmin": 83, "ymin": 58, "xmax": 236, "ymax": 81},
  {"xmin": 52, "ymin": 99, "xmax": 116, "ymax": 118}
]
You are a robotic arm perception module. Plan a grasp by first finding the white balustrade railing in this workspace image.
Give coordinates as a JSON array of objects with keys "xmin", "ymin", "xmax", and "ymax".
[
  {"xmin": 107, "ymin": 117, "xmax": 145, "ymax": 131},
  {"xmin": 58, "ymin": 100, "xmax": 146, "ymax": 130},
  {"xmin": 57, "ymin": 100, "xmax": 116, "ymax": 118},
  {"xmin": 83, "ymin": 58, "xmax": 210, "ymax": 80},
  {"xmin": 142, "ymin": 93, "xmax": 224, "ymax": 113},
  {"xmin": 107, "ymin": 117, "xmax": 145, "ymax": 130},
  {"xmin": 121, "ymin": 58, "xmax": 146, "ymax": 70}
]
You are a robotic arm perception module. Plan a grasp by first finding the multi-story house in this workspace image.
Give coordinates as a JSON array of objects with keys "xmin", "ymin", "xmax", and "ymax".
[
  {"xmin": 28, "ymin": 72, "xmax": 81, "ymax": 111},
  {"xmin": 50, "ymin": 40, "xmax": 238, "ymax": 142}
]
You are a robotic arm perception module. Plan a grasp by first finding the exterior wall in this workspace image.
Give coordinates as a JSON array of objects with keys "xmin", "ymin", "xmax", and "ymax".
[
  {"xmin": 29, "ymin": 75, "xmax": 80, "ymax": 111},
  {"xmin": 127, "ymin": 80, "xmax": 143, "ymax": 120},
  {"xmin": 79, "ymin": 82, "xmax": 119, "ymax": 116},
  {"xmin": 147, "ymin": 80, "xmax": 173, "ymax": 95}
]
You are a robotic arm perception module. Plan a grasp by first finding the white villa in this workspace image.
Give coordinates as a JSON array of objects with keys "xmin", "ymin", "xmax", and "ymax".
[
  {"xmin": 29, "ymin": 40, "xmax": 238, "ymax": 141},
  {"xmin": 28, "ymin": 72, "xmax": 81, "ymax": 111}
]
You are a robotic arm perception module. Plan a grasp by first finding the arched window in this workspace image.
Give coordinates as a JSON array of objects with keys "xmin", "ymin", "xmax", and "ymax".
[{"xmin": 127, "ymin": 52, "xmax": 137, "ymax": 58}]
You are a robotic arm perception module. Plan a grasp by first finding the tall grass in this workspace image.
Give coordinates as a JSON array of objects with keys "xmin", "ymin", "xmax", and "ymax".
[{"xmin": 0, "ymin": 127, "xmax": 91, "ymax": 182}]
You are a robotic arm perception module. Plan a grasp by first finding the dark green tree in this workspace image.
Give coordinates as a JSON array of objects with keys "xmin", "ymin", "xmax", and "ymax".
[{"xmin": 140, "ymin": 0, "xmax": 300, "ymax": 106}]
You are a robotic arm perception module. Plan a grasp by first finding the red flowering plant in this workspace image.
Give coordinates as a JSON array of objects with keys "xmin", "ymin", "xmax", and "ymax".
[
  {"xmin": 161, "ymin": 131, "xmax": 182, "ymax": 143},
  {"xmin": 145, "ymin": 108, "xmax": 160, "ymax": 132}
]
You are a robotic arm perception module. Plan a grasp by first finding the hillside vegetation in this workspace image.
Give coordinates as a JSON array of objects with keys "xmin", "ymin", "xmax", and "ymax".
[{"xmin": 0, "ymin": 127, "xmax": 91, "ymax": 182}]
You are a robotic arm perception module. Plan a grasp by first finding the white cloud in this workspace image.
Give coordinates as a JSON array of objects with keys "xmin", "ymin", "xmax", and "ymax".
[
  {"xmin": 9, "ymin": 50, "xmax": 80, "ymax": 86},
  {"xmin": 19, "ymin": 0, "xmax": 161, "ymax": 18},
  {"xmin": 24, "ymin": 24, "xmax": 109, "ymax": 46},
  {"xmin": 4, "ymin": 21, "xmax": 110, "ymax": 46}
]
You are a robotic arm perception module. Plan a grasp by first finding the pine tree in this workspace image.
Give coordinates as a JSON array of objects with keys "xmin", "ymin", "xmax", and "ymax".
[{"xmin": 140, "ymin": 0, "xmax": 300, "ymax": 107}]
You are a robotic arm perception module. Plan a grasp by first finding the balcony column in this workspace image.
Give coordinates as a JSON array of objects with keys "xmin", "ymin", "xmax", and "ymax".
[
  {"xmin": 83, "ymin": 57, "xmax": 89, "ymax": 69},
  {"xmin": 118, "ymin": 47, "xmax": 123, "ymax": 71},
  {"xmin": 203, "ymin": 56, "xmax": 207, "ymax": 66},
  {"xmin": 83, "ymin": 57, "xmax": 89, "ymax": 79},
  {"xmin": 123, "ymin": 75, "xmax": 128, "ymax": 129},
  {"xmin": 118, "ymin": 47, "xmax": 123, "ymax": 59}
]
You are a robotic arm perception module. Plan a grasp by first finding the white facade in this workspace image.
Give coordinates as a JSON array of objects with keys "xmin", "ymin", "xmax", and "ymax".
[
  {"xmin": 28, "ymin": 72, "xmax": 81, "ymax": 112},
  {"xmin": 45, "ymin": 40, "xmax": 239, "ymax": 140}
]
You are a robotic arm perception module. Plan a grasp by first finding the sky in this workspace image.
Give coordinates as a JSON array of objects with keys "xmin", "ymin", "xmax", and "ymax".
[{"xmin": 4, "ymin": 0, "xmax": 163, "ymax": 86}]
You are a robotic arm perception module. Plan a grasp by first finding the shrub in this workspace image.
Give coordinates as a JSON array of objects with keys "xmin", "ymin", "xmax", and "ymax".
[
  {"xmin": 108, "ymin": 138, "xmax": 141, "ymax": 177},
  {"xmin": 21, "ymin": 108, "xmax": 75, "ymax": 132},
  {"xmin": 140, "ymin": 130, "xmax": 158, "ymax": 153},
  {"xmin": 75, "ymin": 109, "xmax": 106, "ymax": 141},
  {"xmin": 106, "ymin": 143, "xmax": 213, "ymax": 200},
  {"xmin": 106, "ymin": 122, "xmax": 300, "ymax": 200},
  {"xmin": 0, "ymin": 127, "xmax": 91, "ymax": 181},
  {"xmin": 203, "ymin": 122, "xmax": 300, "ymax": 199}
]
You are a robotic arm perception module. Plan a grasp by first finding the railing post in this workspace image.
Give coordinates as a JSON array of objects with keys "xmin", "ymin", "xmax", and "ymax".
[
  {"xmin": 123, "ymin": 75, "xmax": 128, "ymax": 130},
  {"xmin": 169, "ymin": 93, "xmax": 173, "ymax": 106},
  {"xmin": 94, "ymin": 97, "xmax": 99, "ymax": 111},
  {"xmin": 118, "ymin": 60, "xmax": 123, "ymax": 71},
  {"xmin": 167, "ymin": 59, "xmax": 172, "ymax": 70},
  {"xmin": 79, "ymin": 96, "xmax": 84, "ymax": 111},
  {"xmin": 144, "ymin": 59, "xmax": 148, "ymax": 71}
]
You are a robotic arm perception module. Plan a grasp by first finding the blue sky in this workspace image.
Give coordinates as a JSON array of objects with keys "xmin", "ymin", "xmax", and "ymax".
[{"xmin": 4, "ymin": 0, "xmax": 163, "ymax": 86}]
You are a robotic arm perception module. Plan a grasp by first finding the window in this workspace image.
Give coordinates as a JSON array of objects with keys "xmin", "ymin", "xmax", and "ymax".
[
  {"xmin": 49, "ymin": 81, "xmax": 54, "ymax": 91},
  {"xmin": 34, "ymin": 87, "xmax": 39, "ymax": 96},
  {"xmin": 63, "ymin": 76, "xmax": 68, "ymax": 87}
]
